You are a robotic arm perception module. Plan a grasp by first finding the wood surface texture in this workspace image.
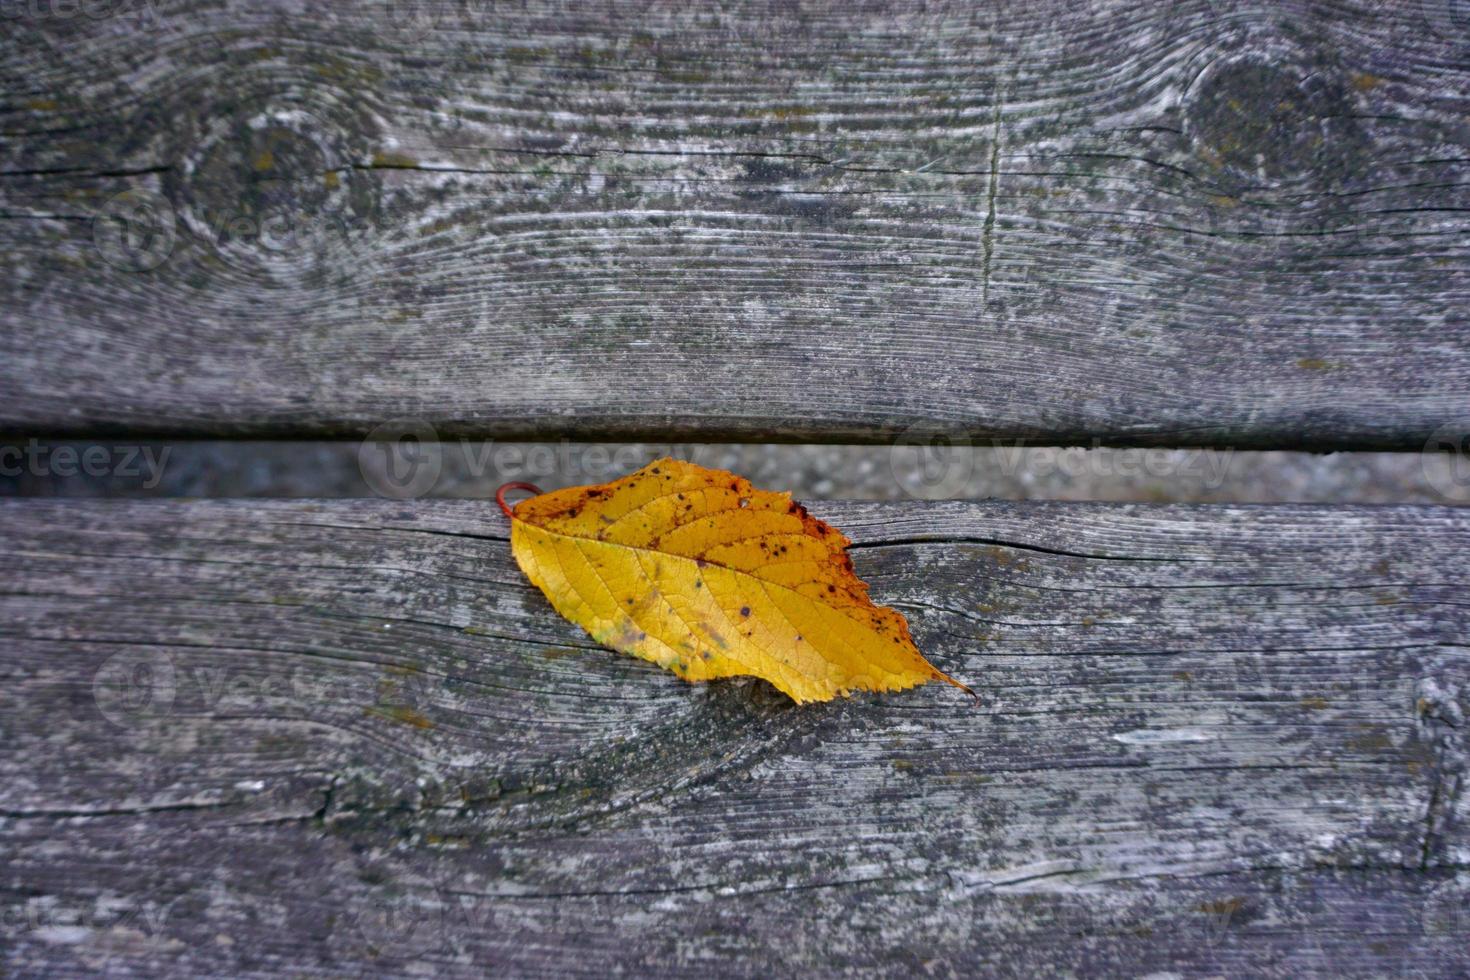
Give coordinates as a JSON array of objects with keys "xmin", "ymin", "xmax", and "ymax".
[
  {"xmin": 2, "ymin": 497, "xmax": 1466, "ymax": 975},
  {"xmin": 3, "ymin": 0, "xmax": 1469, "ymax": 446}
]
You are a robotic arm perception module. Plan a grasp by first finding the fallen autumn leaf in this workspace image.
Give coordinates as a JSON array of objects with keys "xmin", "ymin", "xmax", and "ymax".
[{"xmin": 500, "ymin": 457, "xmax": 972, "ymax": 703}]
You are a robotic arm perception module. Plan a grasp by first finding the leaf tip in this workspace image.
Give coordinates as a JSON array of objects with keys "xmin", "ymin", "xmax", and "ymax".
[{"xmin": 937, "ymin": 670, "xmax": 978, "ymax": 704}]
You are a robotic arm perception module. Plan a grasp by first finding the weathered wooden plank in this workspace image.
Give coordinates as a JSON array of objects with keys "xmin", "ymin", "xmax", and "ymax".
[
  {"xmin": 2, "ymin": 498, "xmax": 1465, "ymax": 975},
  {"xmin": 3, "ymin": 1, "xmax": 1469, "ymax": 446}
]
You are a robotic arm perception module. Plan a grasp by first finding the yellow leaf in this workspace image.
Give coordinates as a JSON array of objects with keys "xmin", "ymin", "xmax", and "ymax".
[{"xmin": 505, "ymin": 458, "xmax": 971, "ymax": 704}]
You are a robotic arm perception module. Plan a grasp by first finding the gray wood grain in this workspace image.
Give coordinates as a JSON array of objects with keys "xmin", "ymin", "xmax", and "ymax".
[
  {"xmin": 2, "ymin": 497, "xmax": 1465, "ymax": 975},
  {"xmin": 3, "ymin": 0, "xmax": 1470, "ymax": 446}
]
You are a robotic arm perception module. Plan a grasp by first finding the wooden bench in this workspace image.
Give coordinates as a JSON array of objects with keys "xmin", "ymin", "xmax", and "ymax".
[{"xmin": 3, "ymin": 1, "xmax": 1467, "ymax": 974}]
